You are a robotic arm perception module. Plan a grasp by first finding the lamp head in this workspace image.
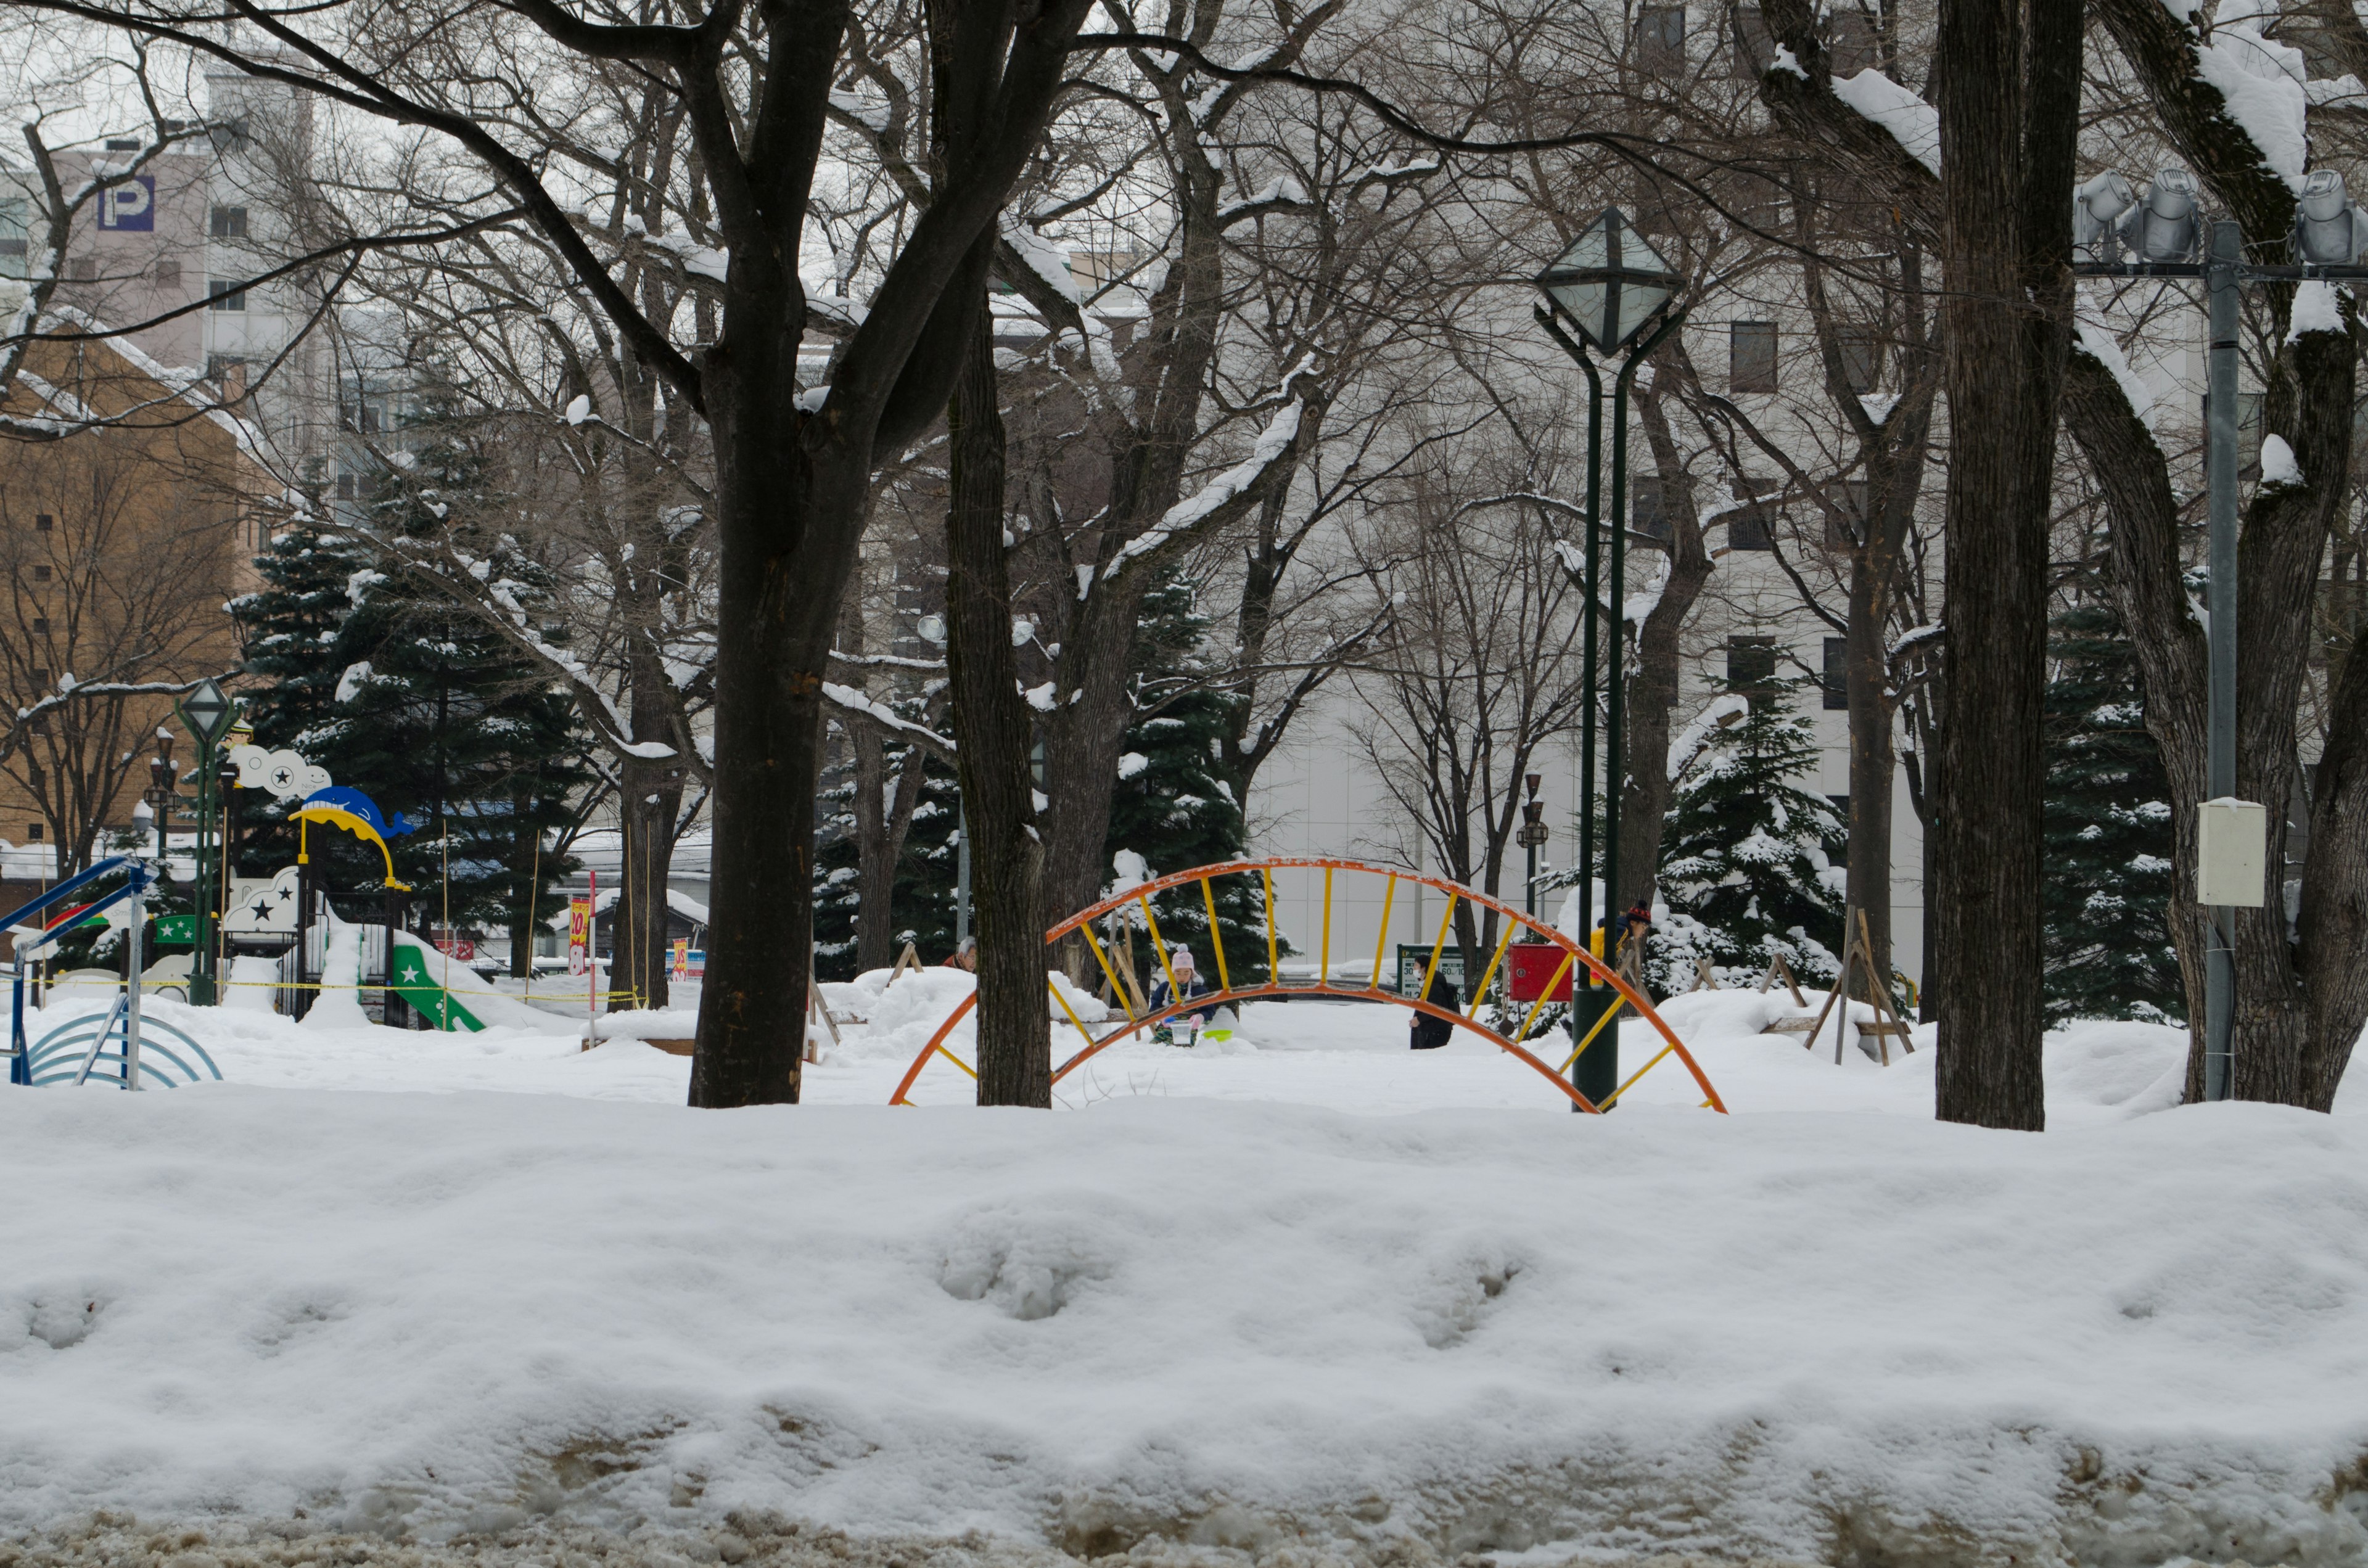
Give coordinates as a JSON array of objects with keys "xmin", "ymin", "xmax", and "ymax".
[
  {"xmin": 2295, "ymin": 170, "xmax": 2362, "ymax": 265},
  {"xmin": 1537, "ymin": 208, "xmax": 1685, "ymax": 353},
  {"xmin": 2128, "ymin": 168, "xmax": 2202, "ymax": 264},
  {"xmin": 2073, "ymin": 171, "xmax": 2137, "ymax": 261}
]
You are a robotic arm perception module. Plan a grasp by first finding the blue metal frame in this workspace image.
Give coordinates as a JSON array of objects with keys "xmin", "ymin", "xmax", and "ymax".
[{"xmin": 6, "ymin": 856, "xmax": 152, "ymax": 1086}]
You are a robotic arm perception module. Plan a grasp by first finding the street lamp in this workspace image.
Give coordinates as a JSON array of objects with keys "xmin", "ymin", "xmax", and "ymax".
[
  {"xmin": 1516, "ymin": 772, "xmax": 1549, "ymax": 918},
  {"xmin": 2072, "ymin": 164, "xmax": 2368, "ymax": 1100},
  {"xmin": 1532, "ymin": 206, "xmax": 1690, "ymax": 1111},
  {"xmin": 173, "ymin": 676, "xmax": 235, "ymax": 1004},
  {"xmin": 142, "ymin": 729, "xmax": 178, "ymax": 865}
]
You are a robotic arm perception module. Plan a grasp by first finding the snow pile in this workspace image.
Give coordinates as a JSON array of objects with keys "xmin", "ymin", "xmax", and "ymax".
[
  {"xmin": 815, "ymin": 967, "xmax": 1110, "ymax": 1067},
  {"xmin": 7, "ymin": 1082, "xmax": 2368, "ymax": 1562},
  {"xmin": 2260, "ymin": 433, "xmax": 2306, "ymax": 487}
]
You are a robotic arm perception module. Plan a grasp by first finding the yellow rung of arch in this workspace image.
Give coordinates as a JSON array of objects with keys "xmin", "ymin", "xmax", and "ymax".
[
  {"xmin": 1048, "ymin": 978, "xmax": 1099, "ymax": 1056},
  {"xmin": 1418, "ymin": 893, "xmax": 1457, "ymax": 1005},
  {"xmin": 1367, "ymin": 874, "xmax": 1397, "ymax": 991},
  {"xmin": 1140, "ymin": 893, "xmax": 1183, "ymax": 1004},
  {"xmin": 1200, "ymin": 876, "xmax": 1232, "ymax": 993},
  {"xmin": 1081, "ymin": 921, "xmax": 1138, "ymax": 1025},
  {"xmin": 1466, "ymin": 919, "xmax": 1519, "ymax": 1020}
]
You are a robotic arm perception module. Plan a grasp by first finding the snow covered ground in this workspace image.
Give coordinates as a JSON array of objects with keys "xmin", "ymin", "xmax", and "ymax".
[{"xmin": 6, "ymin": 977, "xmax": 2368, "ymax": 1566}]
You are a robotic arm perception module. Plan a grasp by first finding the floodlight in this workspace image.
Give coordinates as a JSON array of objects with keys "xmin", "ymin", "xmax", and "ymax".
[
  {"xmin": 2073, "ymin": 171, "xmax": 2137, "ymax": 263},
  {"xmin": 2125, "ymin": 168, "xmax": 2202, "ymax": 264},
  {"xmin": 2294, "ymin": 170, "xmax": 2363, "ymax": 265}
]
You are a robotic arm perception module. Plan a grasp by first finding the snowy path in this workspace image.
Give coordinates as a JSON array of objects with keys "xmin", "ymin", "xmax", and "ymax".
[{"xmin": 5, "ymin": 987, "xmax": 2366, "ymax": 1564}]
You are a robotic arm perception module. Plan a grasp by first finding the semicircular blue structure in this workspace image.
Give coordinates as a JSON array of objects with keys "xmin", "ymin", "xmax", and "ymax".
[{"xmin": 23, "ymin": 1010, "xmax": 222, "ymax": 1088}]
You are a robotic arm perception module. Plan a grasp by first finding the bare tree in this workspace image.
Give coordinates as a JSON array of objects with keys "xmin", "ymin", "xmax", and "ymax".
[{"xmin": 1353, "ymin": 468, "xmax": 1589, "ymax": 982}]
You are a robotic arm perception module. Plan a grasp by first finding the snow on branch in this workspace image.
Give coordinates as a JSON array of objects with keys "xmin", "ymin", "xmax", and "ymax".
[
  {"xmin": 1667, "ymin": 694, "xmax": 1750, "ymax": 781},
  {"xmin": 1831, "ymin": 70, "xmax": 1940, "ymax": 175},
  {"xmin": 830, "ymin": 649, "xmax": 947, "ymax": 671},
  {"xmin": 1000, "ymin": 224, "xmax": 1081, "ymax": 306},
  {"xmin": 2072, "ymin": 317, "xmax": 2161, "ymax": 437},
  {"xmin": 821, "ymin": 681, "xmax": 956, "ymax": 759},
  {"xmin": 1099, "ymin": 361, "xmax": 1317, "ymax": 586},
  {"xmin": 1218, "ymin": 176, "xmax": 1313, "ymax": 226}
]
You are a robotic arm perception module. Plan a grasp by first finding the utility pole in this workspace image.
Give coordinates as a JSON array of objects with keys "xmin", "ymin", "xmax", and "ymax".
[{"xmin": 2202, "ymin": 220, "xmax": 2240, "ymax": 1102}]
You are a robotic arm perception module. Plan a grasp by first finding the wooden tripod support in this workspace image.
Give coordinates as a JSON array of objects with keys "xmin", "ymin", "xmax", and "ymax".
[{"xmin": 1796, "ymin": 909, "xmax": 1916, "ymax": 1064}]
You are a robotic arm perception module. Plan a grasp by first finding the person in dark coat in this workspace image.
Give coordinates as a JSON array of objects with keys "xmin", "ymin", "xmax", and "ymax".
[
  {"xmin": 1149, "ymin": 946, "xmax": 1212, "ymax": 1045},
  {"xmin": 1409, "ymin": 970, "xmax": 1460, "ymax": 1049}
]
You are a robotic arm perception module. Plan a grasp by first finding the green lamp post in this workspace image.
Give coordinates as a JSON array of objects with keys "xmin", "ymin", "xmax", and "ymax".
[
  {"xmin": 1532, "ymin": 207, "xmax": 1690, "ymax": 1110},
  {"xmin": 174, "ymin": 676, "xmax": 234, "ymax": 1004}
]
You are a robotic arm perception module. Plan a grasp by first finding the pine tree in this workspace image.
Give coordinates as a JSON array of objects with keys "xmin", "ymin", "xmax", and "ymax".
[
  {"xmin": 1651, "ymin": 677, "xmax": 1847, "ymax": 990},
  {"xmin": 233, "ymin": 393, "xmax": 588, "ymax": 943},
  {"xmin": 1103, "ymin": 573, "xmax": 1266, "ymax": 969},
  {"xmin": 2042, "ymin": 596, "xmax": 2182, "ymax": 1024},
  {"xmin": 812, "ymin": 721, "xmax": 960, "ymax": 981},
  {"xmin": 230, "ymin": 514, "xmax": 380, "ymax": 882}
]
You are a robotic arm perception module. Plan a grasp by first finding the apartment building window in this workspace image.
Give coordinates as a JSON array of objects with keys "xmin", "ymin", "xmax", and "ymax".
[
  {"xmin": 31, "ymin": 565, "xmax": 50, "ymax": 583},
  {"xmin": 1731, "ymin": 475, "xmax": 1778, "ymax": 549},
  {"xmin": 1828, "ymin": 479, "xmax": 1867, "ymax": 548},
  {"xmin": 1631, "ymin": 477, "xmax": 1672, "ymax": 544},
  {"xmin": 26, "ymin": 766, "xmax": 41, "ymax": 792},
  {"xmin": 1727, "ymin": 636, "xmax": 1780, "ymax": 706},
  {"xmin": 154, "ymin": 258, "xmax": 181, "ymax": 287},
  {"xmin": 66, "ymin": 257, "xmax": 96, "ymax": 282},
  {"xmin": 337, "ymin": 472, "xmax": 356, "ymax": 501},
  {"xmin": 25, "ymin": 823, "xmax": 41, "ymax": 842},
  {"xmin": 34, "ymin": 514, "xmax": 52, "ymax": 532},
  {"xmin": 1823, "ymin": 636, "xmax": 1849, "ymax": 709},
  {"xmin": 1730, "ymin": 321, "xmax": 1778, "ymax": 393},
  {"xmin": 1828, "ymin": 9, "xmax": 1878, "ymax": 73},
  {"xmin": 31, "ymin": 669, "xmax": 48, "ymax": 686},
  {"xmin": 1732, "ymin": 6, "xmax": 1776, "ymax": 76},
  {"xmin": 0, "ymin": 197, "xmax": 26, "ymax": 280},
  {"xmin": 1838, "ymin": 326, "xmax": 1881, "ymax": 393},
  {"xmin": 29, "ymin": 618, "xmax": 46, "ymax": 634},
  {"xmin": 1637, "ymin": 5, "xmax": 1687, "ymax": 70},
  {"xmin": 208, "ymin": 279, "xmax": 246, "ymax": 311},
  {"xmin": 211, "ymin": 205, "xmax": 250, "ymax": 240}
]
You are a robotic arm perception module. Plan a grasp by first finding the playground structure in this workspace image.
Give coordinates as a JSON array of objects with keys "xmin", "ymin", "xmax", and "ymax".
[
  {"xmin": 3, "ymin": 855, "xmax": 220, "ymax": 1089},
  {"xmin": 889, "ymin": 857, "xmax": 1727, "ymax": 1113}
]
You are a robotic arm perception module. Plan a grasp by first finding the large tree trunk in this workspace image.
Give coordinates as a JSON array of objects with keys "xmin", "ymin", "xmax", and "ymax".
[
  {"xmin": 610, "ymin": 647, "xmax": 683, "ymax": 1012},
  {"xmin": 2298, "ymin": 642, "xmax": 2368, "ymax": 1108},
  {"xmin": 1616, "ymin": 390, "xmax": 1716, "ymax": 922},
  {"xmin": 1842, "ymin": 568, "xmax": 1896, "ymax": 980},
  {"xmin": 1928, "ymin": 0, "xmax": 2078, "ymax": 1129},
  {"xmin": 689, "ymin": 374, "xmax": 861, "ymax": 1106},
  {"xmin": 2060, "ymin": 350, "xmax": 2213, "ymax": 1086},
  {"xmin": 944, "ymin": 285, "xmax": 1049, "ymax": 1106},
  {"xmin": 1040, "ymin": 583, "xmax": 1145, "ymax": 951}
]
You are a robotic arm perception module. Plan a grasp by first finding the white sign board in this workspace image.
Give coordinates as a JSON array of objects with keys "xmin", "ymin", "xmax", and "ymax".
[{"xmin": 2197, "ymin": 798, "xmax": 2267, "ymax": 907}]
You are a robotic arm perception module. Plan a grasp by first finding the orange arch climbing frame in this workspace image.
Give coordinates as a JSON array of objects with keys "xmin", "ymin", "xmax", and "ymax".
[{"xmin": 887, "ymin": 857, "xmax": 1726, "ymax": 1114}]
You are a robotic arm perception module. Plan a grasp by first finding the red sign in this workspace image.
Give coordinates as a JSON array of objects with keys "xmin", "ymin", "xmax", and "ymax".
[
  {"xmin": 431, "ymin": 930, "xmax": 475, "ymax": 961},
  {"xmin": 1507, "ymin": 942, "xmax": 1577, "ymax": 1003},
  {"xmin": 567, "ymin": 897, "xmax": 591, "ymax": 975}
]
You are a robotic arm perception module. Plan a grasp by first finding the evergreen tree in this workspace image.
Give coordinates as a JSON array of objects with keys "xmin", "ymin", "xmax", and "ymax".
[
  {"xmin": 1651, "ymin": 677, "xmax": 1846, "ymax": 990},
  {"xmin": 812, "ymin": 721, "xmax": 960, "ymax": 981},
  {"xmin": 229, "ymin": 514, "xmax": 380, "ymax": 882},
  {"xmin": 233, "ymin": 392, "xmax": 588, "ymax": 945},
  {"xmin": 1103, "ymin": 573, "xmax": 1266, "ymax": 969},
  {"xmin": 2042, "ymin": 596, "xmax": 2182, "ymax": 1024}
]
